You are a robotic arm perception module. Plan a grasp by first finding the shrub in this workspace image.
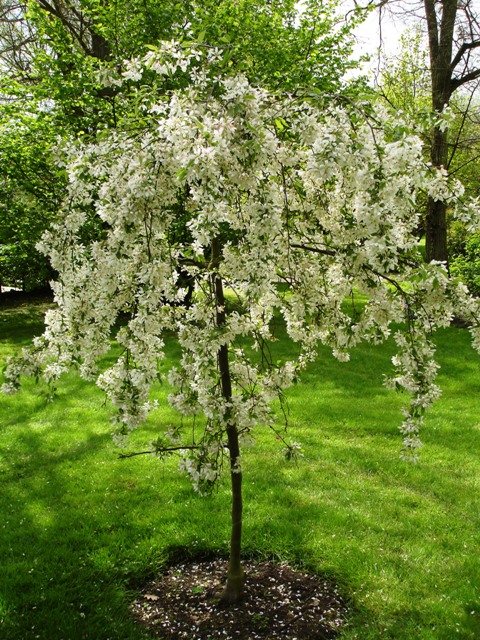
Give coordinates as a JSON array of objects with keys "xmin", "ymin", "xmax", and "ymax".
[{"xmin": 451, "ymin": 232, "xmax": 480, "ymax": 296}]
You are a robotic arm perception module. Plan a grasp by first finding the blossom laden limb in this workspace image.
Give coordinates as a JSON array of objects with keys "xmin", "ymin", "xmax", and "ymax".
[{"xmin": 4, "ymin": 40, "xmax": 480, "ymax": 483}]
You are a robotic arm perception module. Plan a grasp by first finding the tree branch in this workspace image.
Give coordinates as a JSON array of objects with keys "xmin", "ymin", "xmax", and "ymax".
[
  {"xmin": 118, "ymin": 444, "xmax": 200, "ymax": 459},
  {"xmin": 36, "ymin": 0, "xmax": 93, "ymax": 57},
  {"xmin": 423, "ymin": 0, "xmax": 440, "ymax": 60},
  {"xmin": 447, "ymin": 85, "xmax": 476, "ymax": 169},
  {"xmin": 451, "ymin": 67, "xmax": 480, "ymax": 92},
  {"xmin": 450, "ymin": 38, "xmax": 480, "ymax": 72},
  {"xmin": 290, "ymin": 243, "xmax": 336, "ymax": 257}
]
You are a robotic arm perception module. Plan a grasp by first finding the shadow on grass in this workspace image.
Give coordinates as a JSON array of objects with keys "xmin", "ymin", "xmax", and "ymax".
[
  {"xmin": 0, "ymin": 388, "xmax": 163, "ymax": 639},
  {"xmin": 2, "ymin": 456, "xmax": 128, "ymax": 636},
  {"xmin": 0, "ymin": 304, "xmax": 51, "ymax": 344}
]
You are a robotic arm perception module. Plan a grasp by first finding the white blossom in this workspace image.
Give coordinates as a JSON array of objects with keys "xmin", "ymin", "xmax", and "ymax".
[{"xmin": 4, "ymin": 42, "xmax": 480, "ymax": 486}]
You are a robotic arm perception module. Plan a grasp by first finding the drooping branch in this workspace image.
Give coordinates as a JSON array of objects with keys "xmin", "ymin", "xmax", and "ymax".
[{"xmin": 4, "ymin": 43, "xmax": 479, "ymax": 612}]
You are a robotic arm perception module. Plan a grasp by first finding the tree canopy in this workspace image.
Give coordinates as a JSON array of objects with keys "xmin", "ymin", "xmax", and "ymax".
[{"xmin": 4, "ymin": 42, "xmax": 479, "ymax": 602}]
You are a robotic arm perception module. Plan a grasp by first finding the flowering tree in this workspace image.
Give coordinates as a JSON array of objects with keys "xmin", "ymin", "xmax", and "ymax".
[{"xmin": 3, "ymin": 43, "xmax": 480, "ymax": 603}]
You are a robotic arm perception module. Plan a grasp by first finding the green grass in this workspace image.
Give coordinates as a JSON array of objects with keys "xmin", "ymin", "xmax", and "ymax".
[{"xmin": 0, "ymin": 299, "xmax": 479, "ymax": 639}]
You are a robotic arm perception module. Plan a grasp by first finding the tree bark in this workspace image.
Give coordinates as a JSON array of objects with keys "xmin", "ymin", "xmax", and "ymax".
[
  {"xmin": 425, "ymin": 127, "xmax": 449, "ymax": 263},
  {"xmin": 211, "ymin": 237, "xmax": 244, "ymax": 604},
  {"xmin": 423, "ymin": 0, "xmax": 456, "ymax": 265}
]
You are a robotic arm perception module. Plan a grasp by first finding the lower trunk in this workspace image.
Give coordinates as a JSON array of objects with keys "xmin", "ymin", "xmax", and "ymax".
[
  {"xmin": 221, "ymin": 425, "xmax": 244, "ymax": 604},
  {"xmin": 212, "ymin": 237, "xmax": 244, "ymax": 604}
]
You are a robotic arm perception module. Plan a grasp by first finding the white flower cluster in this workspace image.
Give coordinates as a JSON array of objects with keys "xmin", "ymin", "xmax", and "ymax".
[
  {"xmin": 4, "ymin": 41, "xmax": 479, "ymax": 484},
  {"xmin": 179, "ymin": 451, "xmax": 222, "ymax": 495}
]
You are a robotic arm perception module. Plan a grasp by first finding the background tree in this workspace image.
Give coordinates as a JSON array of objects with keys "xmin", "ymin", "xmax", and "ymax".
[
  {"xmin": 422, "ymin": 0, "xmax": 480, "ymax": 263},
  {"xmin": 362, "ymin": 0, "xmax": 480, "ymax": 264},
  {"xmin": 4, "ymin": 43, "xmax": 479, "ymax": 604},
  {"xmin": 0, "ymin": 0, "xmax": 359, "ymax": 291},
  {"xmin": 0, "ymin": 98, "xmax": 61, "ymax": 290},
  {"xmin": 375, "ymin": 27, "xmax": 431, "ymax": 119},
  {"xmin": 375, "ymin": 26, "xmax": 480, "ymax": 293},
  {"xmin": 376, "ymin": 30, "xmax": 480, "ymax": 194}
]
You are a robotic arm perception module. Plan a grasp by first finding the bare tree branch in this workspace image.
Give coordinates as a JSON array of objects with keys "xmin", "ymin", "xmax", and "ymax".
[
  {"xmin": 451, "ymin": 66, "xmax": 480, "ymax": 91},
  {"xmin": 450, "ymin": 38, "xmax": 480, "ymax": 72}
]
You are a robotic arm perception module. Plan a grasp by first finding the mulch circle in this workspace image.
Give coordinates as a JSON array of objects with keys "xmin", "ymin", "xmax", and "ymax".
[{"xmin": 131, "ymin": 558, "xmax": 348, "ymax": 639}]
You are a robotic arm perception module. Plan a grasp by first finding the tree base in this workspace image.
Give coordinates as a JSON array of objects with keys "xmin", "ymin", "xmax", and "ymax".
[
  {"xmin": 131, "ymin": 557, "xmax": 349, "ymax": 638},
  {"xmin": 218, "ymin": 567, "xmax": 244, "ymax": 604}
]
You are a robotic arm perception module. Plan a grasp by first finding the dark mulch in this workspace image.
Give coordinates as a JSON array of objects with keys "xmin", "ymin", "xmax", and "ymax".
[{"xmin": 131, "ymin": 558, "xmax": 348, "ymax": 640}]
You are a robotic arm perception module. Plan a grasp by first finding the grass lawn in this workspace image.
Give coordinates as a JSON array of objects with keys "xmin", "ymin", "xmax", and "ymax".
[{"xmin": 0, "ymin": 298, "xmax": 479, "ymax": 639}]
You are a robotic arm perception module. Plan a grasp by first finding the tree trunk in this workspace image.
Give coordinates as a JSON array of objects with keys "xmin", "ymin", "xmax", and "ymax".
[
  {"xmin": 425, "ymin": 126, "xmax": 449, "ymax": 264},
  {"xmin": 212, "ymin": 238, "xmax": 244, "ymax": 604},
  {"xmin": 423, "ymin": 0, "xmax": 456, "ymax": 266}
]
